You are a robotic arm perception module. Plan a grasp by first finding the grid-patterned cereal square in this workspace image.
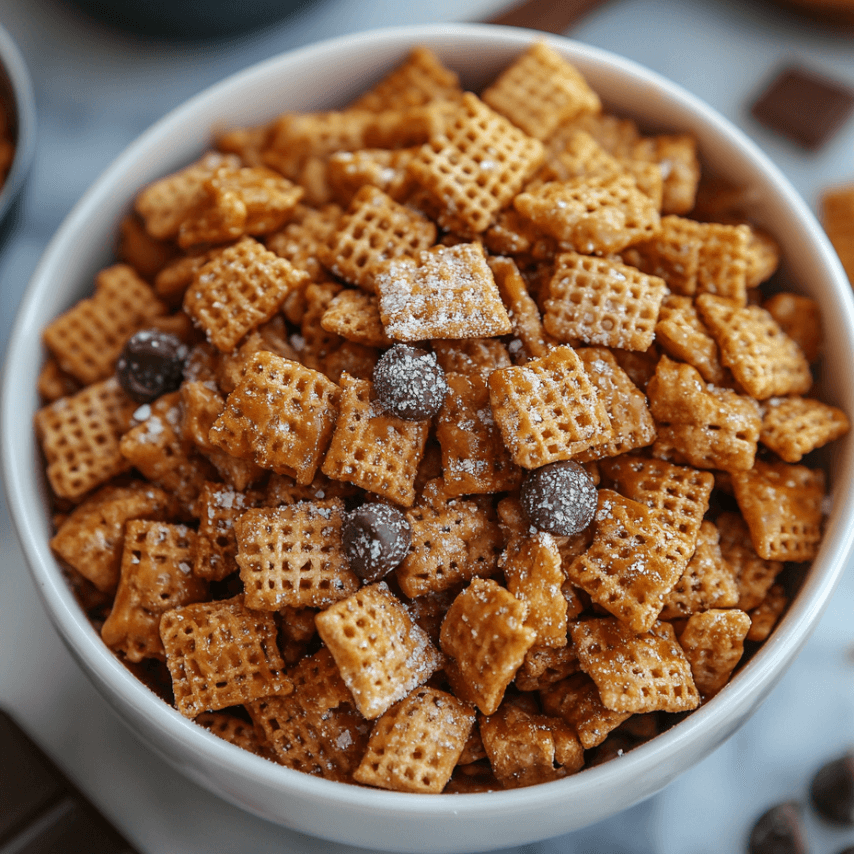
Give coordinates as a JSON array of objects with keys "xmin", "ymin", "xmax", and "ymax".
[
  {"xmin": 440, "ymin": 577, "xmax": 537, "ymax": 715},
  {"xmin": 731, "ymin": 460, "xmax": 825, "ymax": 562},
  {"xmin": 646, "ymin": 355, "xmax": 762, "ymax": 472},
  {"xmin": 37, "ymin": 359, "xmax": 80, "ymax": 403},
  {"xmin": 234, "ymin": 499, "xmax": 360, "ymax": 610},
  {"xmin": 630, "ymin": 134, "xmax": 700, "ymax": 215},
  {"xmin": 354, "ymin": 687, "xmax": 475, "ymax": 793},
  {"xmin": 745, "ymin": 227, "xmax": 781, "ymax": 288},
  {"xmin": 677, "ymin": 608, "xmax": 751, "ymax": 697},
  {"xmin": 209, "ymin": 351, "xmax": 340, "ymax": 485},
  {"xmin": 184, "ymin": 237, "xmax": 308, "ymax": 353},
  {"xmin": 266, "ymin": 202, "xmax": 342, "ymax": 286},
  {"xmin": 321, "ymin": 374, "xmax": 428, "ymax": 507},
  {"xmin": 659, "ymin": 520, "xmax": 739, "ymax": 620},
  {"xmin": 697, "ymin": 294, "xmax": 813, "ymax": 400},
  {"xmin": 653, "ymin": 294, "xmax": 726, "ymax": 385},
  {"xmin": 566, "ymin": 489, "xmax": 676, "ymax": 633},
  {"xmin": 694, "ymin": 222, "xmax": 750, "ymax": 305},
  {"xmin": 746, "ymin": 582, "xmax": 788, "ymax": 642},
  {"xmin": 43, "ymin": 264, "xmax": 167, "ymax": 385},
  {"xmin": 543, "ymin": 252, "xmax": 667, "ymax": 351},
  {"xmin": 406, "ymin": 92, "xmax": 545, "ymax": 236},
  {"xmin": 376, "ymin": 243, "xmax": 512, "ymax": 342},
  {"xmin": 501, "ymin": 532, "xmax": 567, "ymax": 649},
  {"xmin": 436, "ymin": 371, "xmax": 522, "ymax": 496},
  {"xmin": 488, "ymin": 345, "xmax": 613, "ymax": 468},
  {"xmin": 396, "ymin": 484, "xmax": 503, "ymax": 598},
  {"xmin": 539, "ymin": 671, "xmax": 631, "ymax": 749},
  {"xmin": 196, "ymin": 711, "xmax": 270, "ymax": 758},
  {"xmin": 760, "ymin": 396, "xmax": 849, "ymax": 463},
  {"xmin": 160, "ymin": 595, "xmax": 293, "ymax": 718},
  {"xmin": 432, "ymin": 338, "xmax": 511, "ymax": 379},
  {"xmin": 621, "ymin": 215, "xmax": 702, "ymax": 295},
  {"xmin": 514, "ymin": 174, "xmax": 660, "ymax": 255},
  {"xmin": 320, "ymin": 289, "xmax": 392, "ymax": 348},
  {"xmin": 101, "ymin": 520, "xmax": 207, "ymax": 662},
  {"xmin": 481, "ymin": 41, "xmax": 600, "ymax": 140},
  {"xmin": 716, "ymin": 511, "xmax": 783, "ymax": 612},
  {"xmin": 50, "ymin": 480, "xmax": 175, "ymax": 593},
  {"xmin": 514, "ymin": 643, "xmax": 580, "ymax": 691},
  {"xmin": 573, "ymin": 347, "xmax": 656, "ymax": 461},
  {"xmin": 571, "ymin": 617, "xmax": 699, "ymax": 713},
  {"xmin": 326, "ymin": 148, "xmax": 418, "ymax": 207},
  {"xmin": 319, "ymin": 185, "xmax": 436, "ymax": 294},
  {"xmin": 299, "ymin": 281, "xmax": 344, "ymax": 372},
  {"xmin": 315, "ymin": 581, "xmax": 443, "ymax": 720},
  {"xmin": 35, "ymin": 377, "xmax": 136, "ymax": 502},
  {"xmin": 762, "ymin": 292, "xmax": 822, "ymax": 363}
]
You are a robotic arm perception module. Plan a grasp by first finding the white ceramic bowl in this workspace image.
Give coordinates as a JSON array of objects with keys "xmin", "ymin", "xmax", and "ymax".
[{"xmin": 3, "ymin": 24, "xmax": 854, "ymax": 854}]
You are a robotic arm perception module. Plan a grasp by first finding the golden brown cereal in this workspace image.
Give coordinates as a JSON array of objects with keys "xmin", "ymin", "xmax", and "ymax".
[
  {"xmin": 35, "ymin": 377, "xmax": 136, "ymax": 502},
  {"xmin": 234, "ymin": 499, "xmax": 360, "ymax": 610},
  {"xmin": 630, "ymin": 134, "xmax": 700, "ymax": 215},
  {"xmin": 759, "ymin": 395, "xmax": 850, "ymax": 463},
  {"xmin": 354, "ymin": 687, "xmax": 475, "ymax": 793},
  {"xmin": 514, "ymin": 173, "xmax": 660, "ymax": 255},
  {"xmin": 117, "ymin": 213, "xmax": 180, "ymax": 282},
  {"xmin": 762, "ymin": 292, "xmax": 823, "ymax": 364},
  {"xmin": 323, "ymin": 341, "xmax": 381, "ymax": 385},
  {"xmin": 320, "ymin": 289, "xmax": 392, "ymax": 348},
  {"xmin": 744, "ymin": 227, "xmax": 781, "ymax": 288},
  {"xmin": 154, "ymin": 250, "xmax": 222, "ymax": 307},
  {"xmin": 43, "ymin": 264, "xmax": 167, "ymax": 385},
  {"xmin": 183, "ymin": 236, "xmax": 308, "ymax": 353},
  {"xmin": 746, "ymin": 582, "xmax": 788, "ymax": 642},
  {"xmin": 621, "ymin": 215, "xmax": 702, "ymax": 295},
  {"xmin": 375, "ymin": 242, "xmax": 513, "ymax": 342},
  {"xmin": 160, "ymin": 595, "xmax": 293, "ymax": 717},
  {"xmin": 101, "ymin": 520, "xmax": 206, "ymax": 662},
  {"xmin": 515, "ymin": 643, "xmax": 580, "ymax": 691},
  {"xmin": 321, "ymin": 374, "xmax": 429, "ymax": 507},
  {"xmin": 440, "ymin": 577, "xmax": 537, "ymax": 716},
  {"xmin": 677, "ymin": 608, "xmax": 751, "ymax": 697},
  {"xmin": 543, "ymin": 252, "xmax": 667, "ymax": 351},
  {"xmin": 654, "ymin": 294, "xmax": 727, "ymax": 385},
  {"xmin": 696, "ymin": 294, "xmax": 813, "ymax": 400},
  {"xmin": 731, "ymin": 459, "xmax": 825, "ymax": 562},
  {"xmin": 488, "ymin": 345, "xmax": 613, "ymax": 469},
  {"xmin": 646, "ymin": 355, "xmax": 762, "ymax": 472},
  {"xmin": 407, "ymin": 92, "xmax": 545, "ymax": 236},
  {"xmin": 571, "ymin": 617, "xmax": 700, "ymax": 714},
  {"xmin": 315, "ymin": 581, "xmax": 443, "ymax": 720},
  {"xmin": 298, "ymin": 281, "xmax": 344, "ymax": 372},
  {"xmin": 196, "ymin": 711, "xmax": 270, "ymax": 758},
  {"xmin": 432, "ymin": 337, "xmax": 511, "ymax": 378},
  {"xmin": 36, "ymin": 359, "xmax": 81, "ymax": 403},
  {"xmin": 481, "ymin": 41, "xmax": 600, "ymax": 141},
  {"xmin": 266, "ymin": 202, "xmax": 342, "ymax": 284},
  {"xmin": 693, "ymin": 222, "xmax": 751, "ymax": 305},
  {"xmin": 209, "ymin": 351, "xmax": 340, "ymax": 485},
  {"xmin": 326, "ymin": 148, "xmax": 417, "ymax": 206}
]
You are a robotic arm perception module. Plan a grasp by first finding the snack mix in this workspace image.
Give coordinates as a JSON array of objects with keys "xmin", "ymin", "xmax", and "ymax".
[{"xmin": 36, "ymin": 42, "xmax": 849, "ymax": 793}]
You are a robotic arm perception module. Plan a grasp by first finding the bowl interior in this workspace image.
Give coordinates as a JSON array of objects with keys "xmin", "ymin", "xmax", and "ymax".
[{"xmin": 3, "ymin": 24, "xmax": 854, "ymax": 854}]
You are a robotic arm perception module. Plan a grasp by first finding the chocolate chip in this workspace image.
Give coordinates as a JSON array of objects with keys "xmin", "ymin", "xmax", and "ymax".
[
  {"xmin": 750, "ymin": 65, "xmax": 854, "ymax": 150},
  {"xmin": 520, "ymin": 460, "xmax": 597, "ymax": 536},
  {"xmin": 810, "ymin": 752, "xmax": 854, "ymax": 826},
  {"xmin": 748, "ymin": 801, "xmax": 808, "ymax": 854},
  {"xmin": 116, "ymin": 329, "xmax": 187, "ymax": 403},
  {"xmin": 342, "ymin": 503, "xmax": 412, "ymax": 582},
  {"xmin": 372, "ymin": 344, "xmax": 448, "ymax": 421}
]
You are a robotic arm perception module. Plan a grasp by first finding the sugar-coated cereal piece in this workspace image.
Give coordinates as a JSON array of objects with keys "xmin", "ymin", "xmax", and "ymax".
[
  {"xmin": 354, "ymin": 686, "xmax": 475, "ymax": 793},
  {"xmin": 630, "ymin": 134, "xmax": 700, "ymax": 215},
  {"xmin": 621, "ymin": 215, "xmax": 702, "ymax": 295},
  {"xmin": 693, "ymin": 222, "xmax": 751, "ymax": 306},
  {"xmin": 744, "ymin": 227, "xmax": 781, "ymax": 288},
  {"xmin": 432, "ymin": 337, "xmax": 511, "ymax": 379},
  {"xmin": 654, "ymin": 294, "xmax": 727, "ymax": 385},
  {"xmin": 762, "ymin": 292, "xmax": 822, "ymax": 364},
  {"xmin": 440, "ymin": 577, "xmax": 537, "ymax": 716},
  {"xmin": 117, "ymin": 213, "xmax": 180, "ymax": 281},
  {"xmin": 326, "ymin": 148, "xmax": 417, "ymax": 206},
  {"xmin": 196, "ymin": 711, "xmax": 271, "ymax": 758},
  {"xmin": 320, "ymin": 289, "xmax": 392, "ymax": 348},
  {"xmin": 571, "ymin": 617, "xmax": 700, "ymax": 714},
  {"xmin": 759, "ymin": 395, "xmax": 849, "ymax": 463},
  {"xmin": 746, "ymin": 582, "xmax": 788, "ymax": 642},
  {"xmin": 160, "ymin": 594, "xmax": 293, "ymax": 718},
  {"xmin": 677, "ymin": 608, "xmax": 751, "ymax": 697},
  {"xmin": 515, "ymin": 643, "xmax": 580, "ymax": 691}
]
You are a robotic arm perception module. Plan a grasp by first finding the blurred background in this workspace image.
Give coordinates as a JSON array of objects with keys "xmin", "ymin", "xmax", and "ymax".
[{"xmin": 0, "ymin": 0, "xmax": 853, "ymax": 852}]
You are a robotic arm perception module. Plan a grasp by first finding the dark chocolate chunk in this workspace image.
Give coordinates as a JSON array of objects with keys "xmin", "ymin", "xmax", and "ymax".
[
  {"xmin": 810, "ymin": 751, "xmax": 854, "ymax": 825},
  {"xmin": 116, "ymin": 329, "xmax": 188, "ymax": 403},
  {"xmin": 342, "ymin": 503, "xmax": 412, "ymax": 582},
  {"xmin": 520, "ymin": 460, "xmax": 597, "ymax": 537},
  {"xmin": 372, "ymin": 344, "xmax": 448, "ymax": 421},
  {"xmin": 750, "ymin": 65, "xmax": 854, "ymax": 150},
  {"xmin": 748, "ymin": 801, "xmax": 808, "ymax": 854}
]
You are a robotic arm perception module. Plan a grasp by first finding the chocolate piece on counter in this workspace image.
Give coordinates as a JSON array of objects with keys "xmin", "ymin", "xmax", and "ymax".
[
  {"xmin": 747, "ymin": 801, "xmax": 808, "ymax": 854},
  {"xmin": 0, "ymin": 708, "xmax": 139, "ymax": 853},
  {"xmin": 750, "ymin": 65, "xmax": 854, "ymax": 150},
  {"xmin": 810, "ymin": 751, "xmax": 854, "ymax": 826}
]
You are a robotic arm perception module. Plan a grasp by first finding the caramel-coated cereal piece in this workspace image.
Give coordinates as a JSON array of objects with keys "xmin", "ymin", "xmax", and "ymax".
[
  {"xmin": 488, "ymin": 345, "xmax": 613, "ymax": 469},
  {"xmin": 746, "ymin": 582, "xmax": 788, "ymax": 642},
  {"xmin": 694, "ymin": 222, "xmax": 751, "ymax": 305},
  {"xmin": 196, "ymin": 711, "xmax": 270, "ymax": 758},
  {"xmin": 760, "ymin": 396, "xmax": 849, "ymax": 463},
  {"xmin": 440, "ymin": 578, "xmax": 537, "ymax": 716},
  {"xmin": 543, "ymin": 252, "xmax": 667, "ymax": 351},
  {"xmin": 354, "ymin": 687, "xmax": 475, "ymax": 793},
  {"xmin": 571, "ymin": 617, "xmax": 700, "ymax": 714},
  {"xmin": 677, "ymin": 608, "xmax": 751, "ymax": 697},
  {"xmin": 234, "ymin": 499, "xmax": 360, "ymax": 610},
  {"xmin": 37, "ymin": 359, "xmax": 81, "ymax": 403},
  {"xmin": 745, "ymin": 227, "xmax": 781, "ymax": 289},
  {"xmin": 117, "ymin": 213, "xmax": 180, "ymax": 282},
  {"xmin": 732, "ymin": 460, "xmax": 825, "ymax": 562},
  {"xmin": 515, "ymin": 643, "xmax": 580, "ymax": 691},
  {"xmin": 160, "ymin": 595, "xmax": 293, "ymax": 718},
  {"xmin": 630, "ymin": 134, "xmax": 700, "ymax": 215},
  {"xmin": 432, "ymin": 337, "xmax": 511, "ymax": 379},
  {"xmin": 376, "ymin": 242, "xmax": 512, "ymax": 342},
  {"xmin": 326, "ymin": 148, "xmax": 417, "ymax": 206},
  {"xmin": 762, "ymin": 292, "xmax": 822, "ymax": 364},
  {"xmin": 315, "ymin": 581, "xmax": 443, "ymax": 720},
  {"xmin": 621, "ymin": 215, "xmax": 702, "ymax": 295},
  {"xmin": 209, "ymin": 351, "xmax": 340, "ymax": 485},
  {"xmin": 101, "ymin": 520, "xmax": 207, "ymax": 662},
  {"xmin": 717, "ymin": 511, "xmax": 783, "ymax": 612},
  {"xmin": 266, "ymin": 202, "xmax": 342, "ymax": 286},
  {"xmin": 320, "ymin": 289, "xmax": 392, "ymax": 348},
  {"xmin": 654, "ymin": 294, "xmax": 726, "ymax": 385}
]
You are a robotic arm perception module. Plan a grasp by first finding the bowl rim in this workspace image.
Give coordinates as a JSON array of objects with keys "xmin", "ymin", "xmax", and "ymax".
[{"xmin": 3, "ymin": 20, "xmax": 854, "ymax": 828}]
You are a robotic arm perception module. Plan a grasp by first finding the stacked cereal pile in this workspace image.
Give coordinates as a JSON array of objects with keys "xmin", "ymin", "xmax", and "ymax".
[{"xmin": 35, "ymin": 42, "xmax": 849, "ymax": 793}]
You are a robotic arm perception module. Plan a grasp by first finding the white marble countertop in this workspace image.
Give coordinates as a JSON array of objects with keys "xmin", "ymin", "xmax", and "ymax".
[{"xmin": 1, "ymin": 0, "xmax": 854, "ymax": 851}]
